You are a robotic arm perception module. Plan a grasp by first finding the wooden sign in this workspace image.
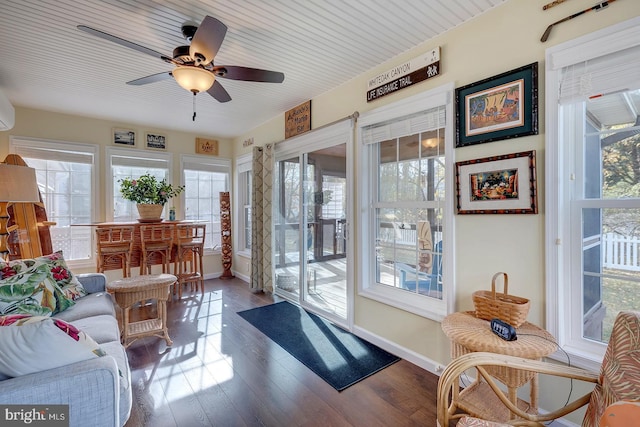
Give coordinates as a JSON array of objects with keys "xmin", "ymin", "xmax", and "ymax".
[
  {"xmin": 366, "ymin": 47, "xmax": 441, "ymax": 102},
  {"xmin": 285, "ymin": 100, "xmax": 311, "ymax": 139},
  {"xmin": 195, "ymin": 138, "xmax": 219, "ymax": 156}
]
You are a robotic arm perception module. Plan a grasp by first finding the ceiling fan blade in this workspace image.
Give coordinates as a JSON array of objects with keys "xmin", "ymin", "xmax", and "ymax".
[
  {"xmin": 78, "ymin": 25, "xmax": 172, "ymax": 62},
  {"xmin": 126, "ymin": 72, "xmax": 173, "ymax": 86},
  {"xmin": 190, "ymin": 15, "xmax": 227, "ymax": 65},
  {"xmin": 215, "ymin": 66, "xmax": 285, "ymax": 83},
  {"xmin": 207, "ymin": 80, "xmax": 232, "ymax": 103}
]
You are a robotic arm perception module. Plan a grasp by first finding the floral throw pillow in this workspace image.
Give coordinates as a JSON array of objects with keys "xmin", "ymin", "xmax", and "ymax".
[
  {"xmin": 0, "ymin": 314, "xmax": 107, "ymax": 377},
  {"xmin": 36, "ymin": 251, "xmax": 87, "ymax": 301},
  {"xmin": 0, "ymin": 252, "xmax": 77, "ymax": 316}
]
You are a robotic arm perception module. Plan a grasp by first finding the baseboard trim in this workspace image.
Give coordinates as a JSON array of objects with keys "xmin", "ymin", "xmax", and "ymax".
[
  {"xmin": 351, "ymin": 325, "xmax": 444, "ymax": 375},
  {"xmin": 231, "ymin": 270, "xmax": 250, "ymax": 282},
  {"xmin": 203, "ymin": 271, "xmax": 249, "ymax": 282}
]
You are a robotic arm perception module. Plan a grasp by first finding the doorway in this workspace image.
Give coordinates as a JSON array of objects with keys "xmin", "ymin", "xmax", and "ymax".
[{"xmin": 274, "ymin": 142, "xmax": 349, "ymax": 326}]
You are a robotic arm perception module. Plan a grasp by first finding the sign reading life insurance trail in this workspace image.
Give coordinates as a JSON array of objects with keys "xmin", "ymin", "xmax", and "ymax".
[{"xmin": 366, "ymin": 47, "xmax": 440, "ymax": 102}]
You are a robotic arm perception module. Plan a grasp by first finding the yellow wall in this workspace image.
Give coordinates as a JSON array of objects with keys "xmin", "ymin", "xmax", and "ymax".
[
  {"xmin": 0, "ymin": 107, "xmax": 233, "ymax": 277},
  {"xmin": 234, "ymin": 0, "xmax": 640, "ymax": 346},
  {"xmin": 230, "ymin": 0, "xmax": 640, "ymax": 421}
]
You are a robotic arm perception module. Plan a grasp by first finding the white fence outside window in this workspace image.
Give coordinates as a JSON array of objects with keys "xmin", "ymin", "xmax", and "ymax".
[{"xmin": 603, "ymin": 233, "xmax": 640, "ymax": 272}]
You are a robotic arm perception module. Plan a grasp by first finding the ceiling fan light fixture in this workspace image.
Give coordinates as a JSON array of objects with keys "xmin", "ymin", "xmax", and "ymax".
[
  {"xmin": 421, "ymin": 137, "xmax": 442, "ymax": 148},
  {"xmin": 172, "ymin": 66, "xmax": 215, "ymax": 93}
]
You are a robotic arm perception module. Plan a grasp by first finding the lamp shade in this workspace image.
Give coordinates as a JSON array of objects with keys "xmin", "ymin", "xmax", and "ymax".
[
  {"xmin": 172, "ymin": 67, "xmax": 215, "ymax": 93},
  {"xmin": 0, "ymin": 164, "xmax": 40, "ymax": 202}
]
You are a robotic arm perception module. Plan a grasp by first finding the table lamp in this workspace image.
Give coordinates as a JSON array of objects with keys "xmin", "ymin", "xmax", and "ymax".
[{"xmin": 0, "ymin": 163, "xmax": 41, "ymax": 259}]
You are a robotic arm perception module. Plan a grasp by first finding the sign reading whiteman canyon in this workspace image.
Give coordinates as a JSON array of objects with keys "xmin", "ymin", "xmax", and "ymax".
[{"xmin": 366, "ymin": 47, "xmax": 440, "ymax": 102}]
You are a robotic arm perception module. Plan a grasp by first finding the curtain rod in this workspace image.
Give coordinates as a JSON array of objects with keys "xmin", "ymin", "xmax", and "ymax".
[{"xmin": 314, "ymin": 111, "xmax": 359, "ymax": 132}]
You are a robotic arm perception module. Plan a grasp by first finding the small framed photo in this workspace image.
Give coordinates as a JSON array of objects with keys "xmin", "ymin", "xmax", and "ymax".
[
  {"xmin": 113, "ymin": 128, "xmax": 136, "ymax": 146},
  {"xmin": 455, "ymin": 150, "xmax": 538, "ymax": 215},
  {"xmin": 145, "ymin": 133, "xmax": 166, "ymax": 150},
  {"xmin": 456, "ymin": 62, "xmax": 538, "ymax": 147}
]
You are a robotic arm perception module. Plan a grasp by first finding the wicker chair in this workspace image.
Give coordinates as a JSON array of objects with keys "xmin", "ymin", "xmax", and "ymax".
[
  {"xmin": 173, "ymin": 223, "xmax": 206, "ymax": 298},
  {"xmin": 437, "ymin": 310, "xmax": 640, "ymax": 427},
  {"xmin": 95, "ymin": 225, "xmax": 134, "ymax": 277},
  {"xmin": 139, "ymin": 224, "xmax": 174, "ymax": 275}
]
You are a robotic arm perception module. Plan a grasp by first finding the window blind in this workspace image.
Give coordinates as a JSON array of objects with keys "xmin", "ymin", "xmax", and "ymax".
[
  {"xmin": 12, "ymin": 140, "xmax": 95, "ymax": 164},
  {"xmin": 361, "ymin": 106, "xmax": 445, "ymax": 145},
  {"xmin": 559, "ymin": 45, "xmax": 640, "ymax": 104},
  {"xmin": 111, "ymin": 155, "xmax": 168, "ymax": 170},
  {"xmin": 236, "ymin": 155, "xmax": 252, "ymax": 174},
  {"xmin": 183, "ymin": 158, "xmax": 230, "ymax": 173}
]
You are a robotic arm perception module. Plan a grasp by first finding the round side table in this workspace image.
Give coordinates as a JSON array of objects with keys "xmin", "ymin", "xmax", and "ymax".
[
  {"xmin": 107, "ymin": 273, "xmax": 176, "ymax": 348},
  {"xmin": 441, "ymin": 311, "xmax": 557, "ymax": 422}
]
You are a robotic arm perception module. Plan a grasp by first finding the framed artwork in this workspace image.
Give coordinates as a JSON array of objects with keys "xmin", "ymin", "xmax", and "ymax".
[
  {"xmin": 455, "ymin": 62, "xmax": 538, "ymax": 147},
  {"xmin": 455, "ymin": 150, "xmax": 538, "ymax": 214},
  {"xmin": 145, "ymin": 133, "xmax": 166, "ymax": 150},
  {"xmin": 113, "ymin": 128, "xmax": 136, "ymax": 146}
]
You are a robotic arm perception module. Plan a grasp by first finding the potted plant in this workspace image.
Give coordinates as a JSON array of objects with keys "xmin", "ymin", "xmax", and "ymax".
[{"xmin": 119, "ymin": 174, "xmax": 184, "ymax": 222}]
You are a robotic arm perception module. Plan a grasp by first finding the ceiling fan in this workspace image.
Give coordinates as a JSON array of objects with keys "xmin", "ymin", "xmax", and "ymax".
[{"xmin": 77, "ymin": 15, "xmax": 284, "ymax": 105}]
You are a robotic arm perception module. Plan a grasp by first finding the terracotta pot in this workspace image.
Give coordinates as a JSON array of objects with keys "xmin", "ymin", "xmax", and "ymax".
[{"xmin": 136, "ymin": 204, "xmax": 164, "ymax": 222}]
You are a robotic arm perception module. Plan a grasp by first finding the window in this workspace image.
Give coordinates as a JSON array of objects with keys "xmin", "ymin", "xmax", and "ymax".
[
  {"xmin": 235, "ymin": 153, "xmax": 252, "ymax": 255},
  {"xmin": 182, "ymin": 155, "xmax": 230, "ymax": 252},
  {"xmin": 10, "ymin": 137, "xmax": 97, "ymax": 264},
  {"xmin": 107, "ymin": 147, "xmax": 172, "ymax": 222},
  {"xmin": 357, "ymin": 83, "xmax": 454, "ymax": 321},
  {"xmin": 546, "ymin": 17, "xmax": 640, "ymax": 369}
]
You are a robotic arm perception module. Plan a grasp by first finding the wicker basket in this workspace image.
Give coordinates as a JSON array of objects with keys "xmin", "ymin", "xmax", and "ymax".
[{"xmin": 472, "ymin": 272, "xmax": 530, "ymax": 328}]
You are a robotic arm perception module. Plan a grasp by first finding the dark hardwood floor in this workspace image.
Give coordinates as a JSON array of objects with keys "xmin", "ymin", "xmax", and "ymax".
[{"xmin": 125, "ymin": 277, "xmax": 441, "ymax": 427}]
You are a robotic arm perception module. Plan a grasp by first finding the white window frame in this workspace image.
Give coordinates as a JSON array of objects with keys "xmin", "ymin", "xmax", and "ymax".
[
  {"xmin": 545, "ymin": 16, "xmax": 640, "ymax": 370},
  {"xmin": 106, "ymin": 147, "xmax": 173, "ymax": 222},
  {"xmin": 356, "ymin": 82, "xmax": 455, "ymax": 321},
  {"xmin": 234, "ymin": 153, "xmax": 252, "ymax": 257},
  {"xmin": 181, "ymin": 154, "xmax": 231, "ymax": 254},
  {"xmin": 10, "ymin": 136, "xmax": 98, "ymax": 269}
]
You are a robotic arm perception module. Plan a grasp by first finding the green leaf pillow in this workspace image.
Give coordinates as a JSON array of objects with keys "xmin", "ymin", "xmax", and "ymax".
[
  {"xmin": 0, "ymin": 252, "xmax": 77, "ymax": 316},
  {"xmin": 36, "ymin": 251, "xmax": 87, "ymax": 301}
]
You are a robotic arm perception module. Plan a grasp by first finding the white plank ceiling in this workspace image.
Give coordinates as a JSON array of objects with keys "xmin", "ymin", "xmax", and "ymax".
[{"xmin": 0, "ymin": 0, "xmax": 507, "ymax": 138}]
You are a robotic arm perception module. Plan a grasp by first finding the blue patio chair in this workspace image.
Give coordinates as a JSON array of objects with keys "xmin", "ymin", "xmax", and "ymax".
[{"xmin": 397, "ymin": 241, "xmax": 442, "ymax": 295}]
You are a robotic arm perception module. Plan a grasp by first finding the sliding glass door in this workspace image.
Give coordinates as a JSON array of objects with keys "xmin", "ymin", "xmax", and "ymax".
[{"xmin": 274, "ymin": 133, "xmax": 350, "ymax": 326}]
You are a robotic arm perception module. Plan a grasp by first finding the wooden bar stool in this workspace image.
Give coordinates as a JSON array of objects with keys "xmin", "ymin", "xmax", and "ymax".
[
  {"xmin": 96, "ymin": 225, "xmax": 134, "ymax": 277},
  {"xmin": 139, "ymin": 224, "xmax": 174, "ymax": 275},
  {"xmin": 173, "ymin": 223, "xmax": 206, "ymax": 298}
]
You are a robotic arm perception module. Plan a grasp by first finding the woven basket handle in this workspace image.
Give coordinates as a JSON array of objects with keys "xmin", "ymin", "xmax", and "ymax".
[{"xmin": 491, "ymin": 272, "xmax": 509, "ymax": 299}]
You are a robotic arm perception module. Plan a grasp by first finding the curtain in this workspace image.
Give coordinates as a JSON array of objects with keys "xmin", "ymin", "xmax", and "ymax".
[{"xmin": 250, "ymin": 144, "xmax": 274, "ymax": 292}]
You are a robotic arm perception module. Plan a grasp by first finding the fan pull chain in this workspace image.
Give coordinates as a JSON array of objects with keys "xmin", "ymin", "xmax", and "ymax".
[{"xmin": 192, "ymin": 93, "xmax": 197, "ymax": 121}]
